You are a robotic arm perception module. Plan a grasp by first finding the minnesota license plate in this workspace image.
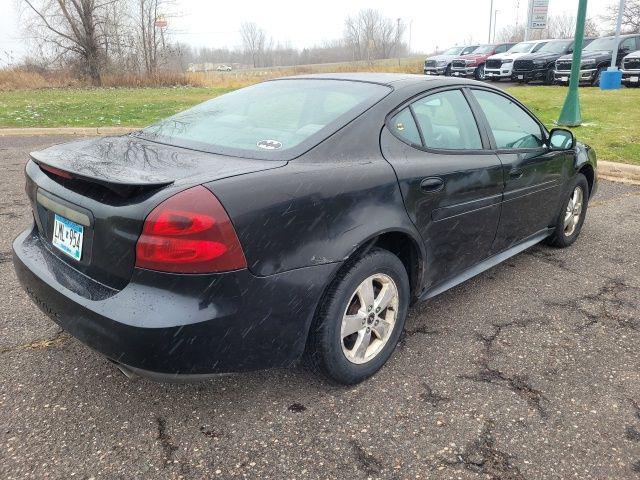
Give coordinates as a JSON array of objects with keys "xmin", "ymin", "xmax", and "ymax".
[
  {"xmin": 631, "ymin": 76, "xmax": 639, "ymax": 83},
  {"xmin": 561, "ymin": 76, "xmax": 569, "ymax": 82},
  {"xmin": 52, "ymin": 214, "xmax": 83, "ymax": 260},
  {"xmin": 518, "ymin": 75, "xmax": 524, "ymax": 80}
]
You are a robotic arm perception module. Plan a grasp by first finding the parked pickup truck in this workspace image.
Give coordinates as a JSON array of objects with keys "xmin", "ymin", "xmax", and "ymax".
[
  {"xmin": 424, "ymin": 45, "xmax": 479, "ymax": 76},
  {"xmin": 621, "ymin": 50, "xmax": 640, "ymax": 87},
  {"xmin": 555, "ymin": 34, "xmax": 640, "ymax": 86},
  {"xmin": 484, "ymin": 40, "xmax": 548, "ymax": 81},
  {"xmin": 450, "ymin": 43, "xmax": 515, "ymax": 80},
  {"xmin": 511, "ymin": 38, "xmax": 592, "ymax": 84}
]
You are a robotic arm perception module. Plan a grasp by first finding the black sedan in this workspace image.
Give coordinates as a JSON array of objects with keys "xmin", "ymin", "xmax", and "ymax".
[{"xmin": 13, "ymin": 74, "xmax": 597, "ymax": 384}]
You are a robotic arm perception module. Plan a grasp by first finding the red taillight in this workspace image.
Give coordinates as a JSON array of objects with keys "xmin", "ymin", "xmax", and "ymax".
[
  {"xmin": 135, "ymin": 186, "xmax": 246, "ymax": 273},
  {"xmin": 39, "ymin": 164, "xmax": 73, "ymax": 179}
]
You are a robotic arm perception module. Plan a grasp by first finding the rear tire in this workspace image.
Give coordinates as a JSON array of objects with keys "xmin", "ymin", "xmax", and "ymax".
[
  {"xmin": 304, "ymin": 248, "xmax": 409, "ymax": 385},
  {"xmin": 545, "ymin": 174, "xmax": 589, "ymax": 248}
]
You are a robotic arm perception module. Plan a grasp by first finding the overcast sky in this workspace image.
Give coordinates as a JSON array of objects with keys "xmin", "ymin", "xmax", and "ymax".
[{"xmin": 0, "ymin": 0, "xmax": 614, "ymax": 66}]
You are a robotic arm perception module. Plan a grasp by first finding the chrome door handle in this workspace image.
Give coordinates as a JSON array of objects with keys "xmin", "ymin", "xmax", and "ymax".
[{"xmin": 420, "ymin": 177, "xmax": 444, "ymax": 192}]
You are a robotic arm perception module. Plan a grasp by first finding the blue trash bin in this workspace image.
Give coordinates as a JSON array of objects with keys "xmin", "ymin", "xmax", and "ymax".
[{"xmin": 600, "ymin": 69, "xmax": 623, "ymax": 90}]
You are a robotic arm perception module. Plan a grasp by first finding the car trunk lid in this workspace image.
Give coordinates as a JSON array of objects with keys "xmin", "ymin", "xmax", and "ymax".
[{"xmin": 27, "ymin": 135, "xmax": 286, "ymax": 290}]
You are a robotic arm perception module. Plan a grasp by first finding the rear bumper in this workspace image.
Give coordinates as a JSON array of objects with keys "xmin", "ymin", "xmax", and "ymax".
[{"xmin": 13, "ymin": 227, "xmax": 336, "ymax": 376}]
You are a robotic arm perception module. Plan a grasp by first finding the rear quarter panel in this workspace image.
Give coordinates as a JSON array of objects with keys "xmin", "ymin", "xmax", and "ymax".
[{"xmin": 208, "ymin": 104, "xmax": 422, "ymax": 277}]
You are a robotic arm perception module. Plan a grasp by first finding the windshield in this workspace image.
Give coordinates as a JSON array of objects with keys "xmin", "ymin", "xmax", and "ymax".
[
  {"xmin": 137, "ymin": 79, "xmax": 390, "ymax": 159},
  {"xmin": 585, "ymin": 37, "xmax": 615, "ymax": 52},
  {"xmin": 443, "ymin": 46, "xmax": 463, "ymax": 55},
  {"xmin": 508, "ymin": 42, "xmax": 537, "ymax": 53},
  {"xmin": 472, "ymin": 45, "xmax": 495, "ymax": 54},
  {"xmin": 461, "ymin": 45, "xmax": 479, "ymax": 54},
  {"xmin": 539, "ymin": 40, "xmax": 572, "ymax": 53}
]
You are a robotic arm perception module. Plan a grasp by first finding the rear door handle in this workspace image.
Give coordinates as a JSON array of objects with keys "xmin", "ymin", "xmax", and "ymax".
[
  {"xmin": 509, "ymin": 169, "xmax": 524, "ymax": 179},
  {"xmin": 420, "ymin": 177, "xmax": 444, "ymax": 193}
]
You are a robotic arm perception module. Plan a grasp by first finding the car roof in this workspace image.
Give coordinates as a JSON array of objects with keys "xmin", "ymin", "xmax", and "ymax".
[{"xmin": 275, "ymin": 72, "xmax": 483, "ymax": 88}]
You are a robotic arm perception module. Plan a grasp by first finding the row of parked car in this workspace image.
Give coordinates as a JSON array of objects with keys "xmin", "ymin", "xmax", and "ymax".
[{"xmin": 424, "ymin": 33, "xmax": 640, "ymax": 87}]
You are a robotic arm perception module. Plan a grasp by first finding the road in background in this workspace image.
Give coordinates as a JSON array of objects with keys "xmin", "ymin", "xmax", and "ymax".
[{"xmin": 1, "ymin": 136, "xmax": 639, "ymax": 479}]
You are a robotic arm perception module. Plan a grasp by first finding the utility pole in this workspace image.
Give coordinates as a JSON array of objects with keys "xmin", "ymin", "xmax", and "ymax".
[
  {"xmin": 610, "ymin": 0, "xmax": 626, "ymax": 69},
  {"xmin": 524, "ymin": 0, "xmax": 533, "ymax": 41},
  {"xmin": 558, "ymin": 0, "xmax": 588, "ymax": 126},
  {"xmin": 488, "ymin": 0, "xmax": 494, "ymax": 43},
  {"xmin": 493, "ymin": 10, "xmax": 499, "ymax": 43},
  {"xmin": 397, "ymin": 17, "xmax": 402, "ymax": 67}
]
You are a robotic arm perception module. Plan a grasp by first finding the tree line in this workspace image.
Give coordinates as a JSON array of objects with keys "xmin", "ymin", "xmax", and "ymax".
[{"xmin": 19, "ymin": 2, "xmax": 408, "ymax": 85}]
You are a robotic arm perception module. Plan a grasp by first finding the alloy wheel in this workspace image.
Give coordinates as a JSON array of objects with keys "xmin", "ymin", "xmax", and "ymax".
[
  {"xmin": 340, "ymin": 274, "xmax": 399, "ymax": 364},
  {"xmin": 564, "ymin": 186, "xmax": 584, "ymax": 236}
]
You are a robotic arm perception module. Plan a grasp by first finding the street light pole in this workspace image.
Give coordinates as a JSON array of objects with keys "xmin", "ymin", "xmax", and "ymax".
[
  {"xmin": 557, "ymin": 0, "xmax": 588, "ymax": 126},
  {"xmin": 488, "ymin": 0, "xmax": 494, "ymax": 43},
  {"xmin": 493, "ymin": 10, "xmax": 499, "ymax": 43},
  {"xmin": 610, "ymin": 0, "xmax": 626, "ymax": 69}
]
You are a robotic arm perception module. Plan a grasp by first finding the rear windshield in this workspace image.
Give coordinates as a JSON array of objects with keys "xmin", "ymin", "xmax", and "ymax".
[{"xmin": 136, "ymin": 79, "xmax": 391, "ymax": 160}]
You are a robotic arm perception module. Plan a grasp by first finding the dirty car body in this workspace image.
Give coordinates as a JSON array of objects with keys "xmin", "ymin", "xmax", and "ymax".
[{"xmin": 13, "ymin": 74, "xmax": 598, "ymax": 379}]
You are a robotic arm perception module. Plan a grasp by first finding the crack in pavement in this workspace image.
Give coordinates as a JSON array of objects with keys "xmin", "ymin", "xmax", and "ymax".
[
  {"xmin": 439, "ymin": 420, "xmax": 526, "ymax": 479},
  {"xmin": 421, "ymin": 384, "xmax": 451, "ymax": 408},
  {"xmin": 547, "ymin": 277, "xmax": 639, "ymax": 332},
  {"xmin": 156, "ymin": 417, "xmax": 178, "ymax": 468},
  {"xmin": 0, "ymin": 329, "xmax": 69, "ymax": 354},
  {"xmin": 460, "ymin": 322, "xmax": 550, "ymax": 419},
  {"xmin": 350, "ymin": 440, "xmax": 384, "ymax": 476}
]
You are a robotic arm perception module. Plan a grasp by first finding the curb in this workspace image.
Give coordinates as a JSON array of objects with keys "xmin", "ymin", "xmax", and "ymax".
[
  {"xmin": 0, "ymin": 126, "xmax": 138, "ymax": 136},
  {"xmin": 1, "ymin": 127, "xmax": 639, "ymax": 185},
  {"xmin": 598, "ymin": 160, "xmax": 640, "ymax": 186}
]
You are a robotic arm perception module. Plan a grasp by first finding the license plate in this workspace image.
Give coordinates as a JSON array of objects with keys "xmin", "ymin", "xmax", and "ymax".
[
  {"xmin": 631, "ymin": 76, "xmax": 639, "ymax": 83},
  {"xmin": 518, "ymin": 75, "xmax": 524, "ymax": 80},
  {"xmin": 561, "ymin": 76, "xmax": 569, "ymax": 82},
  {"xmin": 52, "ymin": 214, "xmax": 83, "ymax": 260}
]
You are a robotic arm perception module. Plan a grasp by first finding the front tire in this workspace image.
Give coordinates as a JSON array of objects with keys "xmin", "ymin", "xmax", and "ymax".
[
  {"xmin": 475, "ymin": 64, "xmax": 486, "ymax": 80},
  {"xmin": 444, "ymin": 64, "xmax": 452, "ymax": 76},
  {"xmin": 545, "ymin": 174, "xmax": 589, "ymax": 248},
  {"xmin": 304, "ymin": 248, "xmax": 409, "ymax": 385},
  {"xmin": 592, "ymin": 67, "xmax": 604, "ymax": 87}
]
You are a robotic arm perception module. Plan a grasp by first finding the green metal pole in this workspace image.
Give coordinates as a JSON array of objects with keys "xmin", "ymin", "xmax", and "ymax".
[{"xmin": 558, "ymin": 0, "xmax": 588, "ymax": 126}]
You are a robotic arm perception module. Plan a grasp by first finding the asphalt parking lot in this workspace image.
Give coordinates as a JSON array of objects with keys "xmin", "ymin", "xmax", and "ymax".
[{"xmin": 1, "ymin": 135, "xmax": 639, "ymax": 480}]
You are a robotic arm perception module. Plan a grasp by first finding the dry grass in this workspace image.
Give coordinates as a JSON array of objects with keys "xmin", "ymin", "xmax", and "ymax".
[{"xmin": 0, "ymin": 57, "xmax": 425, "ymax": 91}]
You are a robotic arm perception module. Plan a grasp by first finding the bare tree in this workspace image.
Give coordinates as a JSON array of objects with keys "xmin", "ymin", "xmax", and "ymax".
[
  {"xmin": 601, "ymin": 0, "xmax": 640, "ymax": 33},
  {"xmin": 135, "ymin": 0, "xmax": 174, "ymax": 75},
  {"xmin": 344, "ymin": 9, "xmax": 406, "ymax": 63},
  {"xmin": 22, "ymin": 0, "xmax": 121, "ymax": 85},
  {"xmin": 240, "ymin": 22, "xmax": 265, "ymax": 68}
]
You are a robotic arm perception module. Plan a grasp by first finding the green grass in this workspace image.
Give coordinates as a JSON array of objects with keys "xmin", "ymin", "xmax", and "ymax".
[
  {"xmin": 1, "ymin": 85, "xmax": 639, "ymax": 165},
  {"xmin": 505, "ymin": 85, "xmax": 640, "ymax": 165},
  {"xmin": 0, "ymin": 87, "xmax": 232, "ymax": 128}
]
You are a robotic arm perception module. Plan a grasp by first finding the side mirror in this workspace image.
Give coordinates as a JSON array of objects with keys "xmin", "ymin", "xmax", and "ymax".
[
  {"xmin": 549, "ymin": 128, "xmax": 575, "ymax": 150},
  {"xmin": 567, "ymin": 48, "xmax": 574, "ymax": 54}
]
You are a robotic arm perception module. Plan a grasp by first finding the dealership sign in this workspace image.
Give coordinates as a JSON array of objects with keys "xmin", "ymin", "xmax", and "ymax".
[{"xmin": 529, "ymin": 0, "xmax": 549, "ymax": 29}]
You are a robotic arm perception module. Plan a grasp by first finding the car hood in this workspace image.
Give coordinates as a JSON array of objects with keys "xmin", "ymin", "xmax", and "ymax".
[
  {"xmin": 30, "ymin": 135, "xmax": 287, "ymax": 191},
  {"xmin": 488, "ymin": 51, "xmax": 531, "ymax": 61},
  {"xmin": 426, "ymin": 53, "xmax": 457, "ymax": 62},
  {"xmin": 624, "ymin": 50, "xmax": 640, "ymax": 59},
  {"xmin": 558, "ymin": 50, "xmax": 611, "ymax": 62},
  {"xmin": 518, "ymin": 51, "xmax": 566, "ymax": 62},
  {"xmin": 456, "ymin": 53, "xmax": 492, "ymax": 62}
]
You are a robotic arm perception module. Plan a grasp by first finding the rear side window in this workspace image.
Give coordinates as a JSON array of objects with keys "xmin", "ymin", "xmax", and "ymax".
[
  {"xmin": 138, "ymin": 79, "xmax": 390, "ymax": 159},
  {"xmin": 391, "ymin": 108, "xmax": 422, "ymax": 146},
  {"xmin": 411, "ymin": 90, "xmax": 483, "ymax": 150},
  {"xmin": 472, "ymin": 89, "xmax": 544, "ymax": 149}
]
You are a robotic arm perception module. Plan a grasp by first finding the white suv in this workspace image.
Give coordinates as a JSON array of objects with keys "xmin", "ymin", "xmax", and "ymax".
[{"xmin": 485, "ymin": 40, "xmax": 549, "ymax": 81}]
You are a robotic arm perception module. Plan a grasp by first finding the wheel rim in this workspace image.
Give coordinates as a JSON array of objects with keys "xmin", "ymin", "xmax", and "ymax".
[
  {"xmin": 478, "ymin": 65, "xmax": 485, "ymax": 80},
  {"xmin": 563, "ymin": 186, "xmax": 584, "ymax": 237},
  {"xmin": 340, "ymin": 274, "xmax": 399, "ymax": 365}
]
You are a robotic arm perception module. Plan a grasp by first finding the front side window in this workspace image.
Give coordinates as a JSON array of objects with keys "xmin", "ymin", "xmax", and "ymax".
[
  {"xmin": 411, "ymin": 90, "xmax": 482, "ymax": 150},
  {"xmin": 472, "ymin": 90, "xmax": 544, "ymax": 150},
  {"xmin": 620, "ymin": 37, "xmax": 638, "ymax": 52},
  {"xmin": 138, "ymin": 79, "xmax": 390, "ymax": 159}
]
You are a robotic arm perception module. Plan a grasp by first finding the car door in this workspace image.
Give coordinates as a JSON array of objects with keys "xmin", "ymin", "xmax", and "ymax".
[
  {"xmin": 468, "ymin": 88, "xmax": 573, "ymax": 252},
  {"xmin": 380, "ymin": 87, "xmax": 504, "ymax": 289}
]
